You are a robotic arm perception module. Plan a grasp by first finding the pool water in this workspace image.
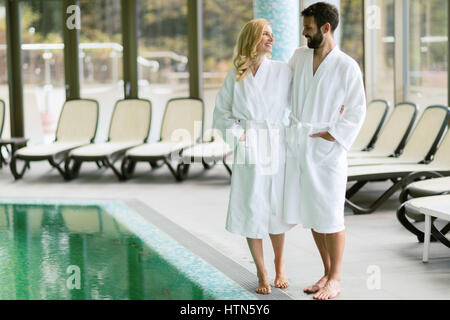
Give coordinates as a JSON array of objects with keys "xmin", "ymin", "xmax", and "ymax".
[{"xmin": 0, "ymin": 201, "xmax": 255, "ymax": 300}]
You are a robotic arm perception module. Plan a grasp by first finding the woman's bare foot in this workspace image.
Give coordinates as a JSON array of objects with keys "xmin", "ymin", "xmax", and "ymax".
[
  {"xmin": 303, "ymin": 275, "xmax": 328, "ymax": 294},
  {"xmin": 274, "ymin": 264, "xmax": 289, "ymax": 289},
  {"xmin": 256, "ymin": 271, "xmax": 271, "ymax": 295},
  {"xmin": 274, "ymin": 273, "xmax": 289, "ymax": 289},
  {"xmin": 313, "ymin": 279, "xmax": 340, "ymax": 300}
]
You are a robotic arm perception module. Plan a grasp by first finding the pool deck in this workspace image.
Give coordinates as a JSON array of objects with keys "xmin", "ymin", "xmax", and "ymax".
[{"xmin": 0, "ymin": 160, "xmax": 449, "ymax": 300}]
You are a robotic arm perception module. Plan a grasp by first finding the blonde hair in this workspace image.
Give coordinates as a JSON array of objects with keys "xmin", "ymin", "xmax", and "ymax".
[{"xmin": 233, "ymin": 19, "xmax": 271, "ymax": 82}]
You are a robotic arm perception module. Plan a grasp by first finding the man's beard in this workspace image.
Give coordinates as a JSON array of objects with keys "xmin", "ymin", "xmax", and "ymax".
[{"xmin": 306, "ymin": 31, "xmax": 324, "ymax": 49}]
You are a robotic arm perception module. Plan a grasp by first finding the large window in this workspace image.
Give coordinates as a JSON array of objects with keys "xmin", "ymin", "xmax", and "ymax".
[
  {"xmin": 21, "ymin": 0, "xmax": 64, "ymax": 144},
  {"xmin": 0, "ymin": 1, "xmax": 8, "ymax": 138},
  {"xmin": 365, "ymin": 0, "xmax": 395, "ymax": 104},
  {"xmin": 203, "ymin": 0, "xmax": 253, "ymax": 132},
  {"xmin": 79, "ymin": 0, "xmax": 123, "ymax": 143},
  {"xmin": 137, "ymin": 0, "xmax": 189, "ymax": 143},
  {"xmin": 407, "ymin": 0, "xmax": 447, "ymax": 108},
  {"xmin": 340, "ymin": 0, "xmax": 364, "ymax": 68}
]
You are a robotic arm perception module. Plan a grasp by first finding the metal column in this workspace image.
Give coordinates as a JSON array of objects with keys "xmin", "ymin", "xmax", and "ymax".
[{"xmin": 5, "ymin": 0, "xmax": 24, "ymax": 137}]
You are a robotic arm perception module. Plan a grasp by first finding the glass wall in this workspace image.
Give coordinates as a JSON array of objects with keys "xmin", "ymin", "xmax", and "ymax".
[
  {"xmin": 365, "ymin": 0, "xmax": 395, "ymax": 104},
  {"xmin": 79, "ymin": 0, "xmax": 123, "ymax": 143},
  {"xmin": 407, "ymin": 0, "xmax": 448, "ymax": 108},
  {"xmin": 203, "ymin": 0, "xmax": 253, "ymax": 133},
  {"xmin": 137, "ymin": 0, "xmax": 189, "ymax": 142},
  {"xmin": 21, "ymin": 0, "xmax": 64, "ymax": 144},
  {"xmin": 340, "ymin": 0, "xmax": 364, "ymax": 68},
  {"xmin": 0, "ymin": 0, "xmax": 8, "ymax": 139}
]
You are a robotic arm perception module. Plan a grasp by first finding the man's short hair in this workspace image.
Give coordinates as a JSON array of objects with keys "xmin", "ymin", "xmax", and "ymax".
[{"xmin": 301, "ymin": 2, "xmax": 340, "ymax": 32}]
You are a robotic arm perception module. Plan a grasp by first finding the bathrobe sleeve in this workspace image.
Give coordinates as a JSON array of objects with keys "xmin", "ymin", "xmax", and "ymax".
[
  {"xmin": 328, "ymin": 62, "xmax": 367, "ymax": 151},
  {"xmin": 213, "ymin": 69, "xmax": 245, "ymax": 141},
  {"xmin": 288, "ymin": 49, "xmax": 299, "ymax": 70}
]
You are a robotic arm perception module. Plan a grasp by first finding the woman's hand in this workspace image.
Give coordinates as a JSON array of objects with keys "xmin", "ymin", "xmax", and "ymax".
[
  {"xmin": 309, "ymin": 131, "xmax": 336, "ymax": 142},
  {"xmin": 239, "ymin": 132, "xmax": 246, "ymax": 142}
]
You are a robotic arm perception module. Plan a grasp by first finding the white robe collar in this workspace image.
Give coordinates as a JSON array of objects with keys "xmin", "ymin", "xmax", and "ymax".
[
  {"xmin": 249, "ymin": 55, "xmax": 269, "ymax": 81},
  {"xmin": 310, "ymin": 45, "xmax": 340, "ymax": 78}
]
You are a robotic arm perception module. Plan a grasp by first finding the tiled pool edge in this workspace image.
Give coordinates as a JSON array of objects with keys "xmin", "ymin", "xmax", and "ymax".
[
  {"xmin": 0, "ymin": 199, "xmax": 274, "ymax": 300},
  {"xmin": 123, "ymin": 199, "xmax": 294, "ymax": 301}
]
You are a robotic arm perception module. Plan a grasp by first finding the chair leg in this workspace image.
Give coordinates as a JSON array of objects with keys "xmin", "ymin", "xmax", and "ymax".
[
  {"xmin": 399, "ymin": 187, "xmax": 410, "ymax": 203},
  {"xmin": 64, "ymin": 157, "xmax": 82, "ymax": 180},
  {"xmin": 164, "ymin": 158, "xmax": 182, "ymax": 182},
  {"xmin": 177, "ymin": 163, "xmax": 190, "ymax": 181},
  {"xmin": 9, "ymin": 155, "xmax": 28, "ymax": 180},
  {"xmin": 95, "ymin": 160, "xmax": 104, "ymax": 169},
  {"xmin": 431, "ymin": 222, "xmax": 450, "ymax": 248},
  {"xmin": 346, "ymin": 181, "xmax": 368, "ymax": 199},
  {"xmin": 345, "ymin": 171, "xmax": 444, "ymax": 214},
  {"xmin": 0, "ymin": 145, "xmax": 7, "ymax": 167},
  {"xmin": 149, "ymin": 160, "xmax": 164, "ymax": 170},
  {"xmin": 104, "ymin": 157, "xmax": 126, "ymax": 181},
  {"xmin": 121, "ymin": 156, "xmax": 136, "ymax": 180},
  {"xmin": 441, "ymin": 222, "xmax": 450, "ymax": 235},
  {"xmin": 202, "ymin": 158, "xmax": 216, "ymax": 170},
  {"xmin": 49, "ymin": 156, "xmax": 68, "ymax": 179},
  {"xmin": 223, "ymin": 156, "xmax": 232, "ymax": 176}
]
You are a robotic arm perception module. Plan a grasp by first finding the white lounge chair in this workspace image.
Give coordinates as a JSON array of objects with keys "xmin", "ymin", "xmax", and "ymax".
[
  {"xmin": 10, "ymin": 99, "xmax": 99, "ymax": 179},
  {"xmin": 0, "ymin": 99, "xmax": 4, "ymax": 138},
  {"xmin": 180, "ymin": 127, "xmax": 233, "ymax": 176},
  {"xmin": 397, "ymin": 176, "xmax": 450, "ymax": 242},
  {"xmin": 120, "ymin": 98, "xmax": 203, "ymax": 181},
  {"xmin": 0, "ymin": 99, "xmax": 6, "ymax": 166},
  {"xmin": 350, "ymin": 100, "xmax": 390, "ymax": 152},
  {"xmin": 345, "ymin": 125, "xmax": 450, "ymax": 214},
  {"xmin": 400, "ymin": 195, "xmax": 450, "ymax": 261},
  {"xmin": 65, "ymin": 99, "xmax": 152, "ymax": 180},
  {"xmin": 348, "ymin": 105, "xmax": 449, "ymax": 166},
  {"xmin": 348, "ymin": 102, "xmax": 417, "ymax": 159}
]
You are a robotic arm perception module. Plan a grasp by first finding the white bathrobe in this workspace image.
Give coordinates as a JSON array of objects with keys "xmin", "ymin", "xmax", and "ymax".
[
  {"xmin": 213, "ymin": 57, "xmax": 295, "ymax": 239},
  {"xmin": 283, "ymin": 46, "xmax": 366, "ymax": 234}
]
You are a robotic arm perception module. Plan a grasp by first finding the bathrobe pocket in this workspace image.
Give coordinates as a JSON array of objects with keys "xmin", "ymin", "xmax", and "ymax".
[{"xmin": 311, "ymin": 137, "xmax": 336, "ymax": 165}]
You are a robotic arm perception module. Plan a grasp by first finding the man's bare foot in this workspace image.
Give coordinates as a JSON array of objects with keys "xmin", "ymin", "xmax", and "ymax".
[
  {"xmin": 303, "ymin": 275, "xmax": 328, "ymax": 294},
  {"xmin": 256, "ymin": 271, "xmax": 271, "ymax": 295},
  {"xmin": 313, "ymin": 279, "xmax": 340, "ymax": 300}
]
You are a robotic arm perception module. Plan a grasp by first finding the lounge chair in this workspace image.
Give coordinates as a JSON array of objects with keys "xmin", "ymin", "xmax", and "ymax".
[
  {"xmin": 180, "ymin": 127, "xmax": 233, "ymax": 176},
  {"xmin": 348, "ymin": 105, "xmax": 449, "ymax": 166},
  {"xmin": 345, "ymin": 126, "xmax": 450, "ymax": 214},
  {"xmin": 10, "ymin": 99, "xmax": 99, "ymax": 179},
  {"xmin": 350, "ymin": 100, "xmax": 390, "ymax": 152},
  {"xmin": 399, "ymin": 195, "xmax": 450, "ymax": 261},
  {"xmin": 120, "ymin": 98, "xmax": 203, "ymax": 181},
  {"xmin": 396, "ymin": 176, "xmax": 450, "ymax": 242},
  {"xmin": 0, "ymin": 99, "xmax": 4, "ymax": 138},
  {"xmin": 64, "ymin": 99, "xmax": 152, "ymax": 180},
  {"xmin": 348, "ymin": 102, "xmax": 417, "ymax": 159},
  {"xmin": 0, "ymin": 99, "xmax": 6, "ymax": 166}
]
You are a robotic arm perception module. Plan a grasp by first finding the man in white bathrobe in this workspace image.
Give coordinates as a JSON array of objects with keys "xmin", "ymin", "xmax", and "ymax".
[{"xmin": 283, "ymin": 2, "xmax": 366, "ymax": 300}]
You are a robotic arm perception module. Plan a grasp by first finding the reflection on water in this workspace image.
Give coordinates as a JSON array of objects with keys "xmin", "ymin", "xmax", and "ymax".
[{"xmin": 0, "ymin": 204, "xmax": 204, "ymax": 300}]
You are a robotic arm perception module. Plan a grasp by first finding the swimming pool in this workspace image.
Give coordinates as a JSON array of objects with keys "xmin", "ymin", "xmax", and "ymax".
[{"xmin": 0, "ymin": 199, "xmax": 256, "ymax": 300}]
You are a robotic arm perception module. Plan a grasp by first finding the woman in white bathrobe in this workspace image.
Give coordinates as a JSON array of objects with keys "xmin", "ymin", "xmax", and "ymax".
[{"xmin": 213, "ymin": 19, "xmax": 295, "ymax": 295}]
